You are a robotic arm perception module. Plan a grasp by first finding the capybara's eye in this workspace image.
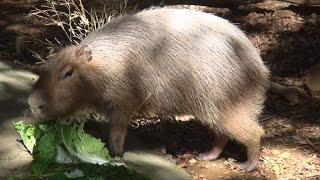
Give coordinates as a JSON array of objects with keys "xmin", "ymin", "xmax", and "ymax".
[{"xmin": 63, "ymin": 69, "xmax": 74, "ymax": 79}]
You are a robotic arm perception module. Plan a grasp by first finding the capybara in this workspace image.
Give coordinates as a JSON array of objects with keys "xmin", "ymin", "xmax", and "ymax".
[{"xmin": 28, "ymin": 8, "xmax": 270, "ymax": 172}]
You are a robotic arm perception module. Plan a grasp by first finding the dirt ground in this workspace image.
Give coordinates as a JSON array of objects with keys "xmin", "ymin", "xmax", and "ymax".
[{"xmin": 0, "ymin": 0, "xmax": 320, "ymax": 179}]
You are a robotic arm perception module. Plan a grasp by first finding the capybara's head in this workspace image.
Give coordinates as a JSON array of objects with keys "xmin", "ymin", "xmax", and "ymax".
[{"xmin": 28, "ymin": 45, "xmax": 93, "ymax": 120}]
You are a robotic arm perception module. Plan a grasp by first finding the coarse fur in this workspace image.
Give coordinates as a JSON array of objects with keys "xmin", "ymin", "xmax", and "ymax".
[{"xmin": 28, "ymin": 8, "xmax": 270, "ymax": 172}]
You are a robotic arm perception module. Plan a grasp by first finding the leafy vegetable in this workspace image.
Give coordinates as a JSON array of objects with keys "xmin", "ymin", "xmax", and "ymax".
[
  {"xmin": 13, "ymin": 120, "xmax": 146, "ymax": 179},
  {"xmin": 13, "ymin": 121, "xmax": 39, "ymax": 153},
  {"xmin": 32, "ymin": 130, "xmax": 57, "ymax": 174},
  {"xmin": 56, "ymin": 122, "xmax": 115, "ymax": 165},
  {"xmin": 7, "ymin": 163, "xmax": 148, "ymax": 180}
]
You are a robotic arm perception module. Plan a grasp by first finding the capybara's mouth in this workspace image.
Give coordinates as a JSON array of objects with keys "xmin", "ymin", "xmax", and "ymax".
[{"xmin": 29, "ymin": 107, "xmax": 57, "ymax": 122}]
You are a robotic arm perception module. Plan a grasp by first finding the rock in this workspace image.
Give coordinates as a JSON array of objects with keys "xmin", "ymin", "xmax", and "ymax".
[
  {"xmin": 306, "ymin": 63, "xmax": 320, "ymax": 91},
  {"xmin": 123, "ymin": 150, "xmax": 192, "ymax": 180},
  {"xmin": 0, "ymin": 61, "xmax": 38, "ymax": 176}
]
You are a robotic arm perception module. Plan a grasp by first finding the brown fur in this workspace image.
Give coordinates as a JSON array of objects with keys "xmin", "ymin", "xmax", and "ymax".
[{"xmin": 28, "ymin": 8, "xmax": 270, "ymax": 171}]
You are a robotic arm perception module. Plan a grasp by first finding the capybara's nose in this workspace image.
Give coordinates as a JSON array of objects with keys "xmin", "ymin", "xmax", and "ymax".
[
  {"xmin": 35, "ymin": 104, "xmax": 47, "ymax": 112},
  {"xmin": 29, "ymin": 98, "xmax": 46, "ymax": 111},
  {"xmin": 28, "ymin": 93, "xmax": 48, "ymax": 119},
  {"xmin": 38, "ymin": 104, "xmax": 44, "ymax": 110}
]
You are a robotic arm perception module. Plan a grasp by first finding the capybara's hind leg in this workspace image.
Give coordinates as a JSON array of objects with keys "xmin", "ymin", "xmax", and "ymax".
[
  {"xmin": 198, "ymin": 133, "xmax": 228, "ymax": 160},
  {"xmin": 222, "ymin": 111, "xmax": 264, "ymax": 172},
  {"xmin": 239, "ymin": 142, "xmax": 261, "ymax": 172}
]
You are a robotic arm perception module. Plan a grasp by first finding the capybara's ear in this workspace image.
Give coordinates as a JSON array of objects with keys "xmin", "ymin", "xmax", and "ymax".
[{"xmin": 77, "ymin": 45, "xmax": 92, "ymax": 62}]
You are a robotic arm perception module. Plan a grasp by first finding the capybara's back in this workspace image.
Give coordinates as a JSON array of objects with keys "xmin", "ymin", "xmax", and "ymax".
[{"xmin": 29, "ymin": 8, "xmax": 269, "ymax": 172}]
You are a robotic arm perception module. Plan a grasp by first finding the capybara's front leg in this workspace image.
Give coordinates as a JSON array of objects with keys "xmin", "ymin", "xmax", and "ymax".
[{"xmin": 108, "ymin": 123, "xmax": 128, "ymax": 157}]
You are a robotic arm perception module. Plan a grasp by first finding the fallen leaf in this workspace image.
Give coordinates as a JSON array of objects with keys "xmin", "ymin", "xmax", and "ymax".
[
  {"xmin": 227, "ymin": 158, "xmax": 236, "ymax": 163},
  {"xmin": 189, "ymin": 158, "xmax": 197, "ymax": 164},
  {"xmin": 200, "ymin": 164, "xmax": 210, "ymax": 169}
]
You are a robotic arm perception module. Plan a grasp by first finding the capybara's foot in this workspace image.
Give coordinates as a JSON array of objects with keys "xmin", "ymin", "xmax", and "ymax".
[
  {"xmin": 238, "ymin": 159, "xmax": 258, "ymax": 172},
  {"xmin": 108, "ymin": 141, "xmax": 124, "ymax": 157},
  {"xmin": 198, "ymin": 150, "xmax": 221, "ymax": 161},
  {"xmin": 198, "ymin": 134, "xmax": 228, "ymax": 161},
  {"xmin": 239, "ymin": 143, "xmax": 260, "ymax": 172}
]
